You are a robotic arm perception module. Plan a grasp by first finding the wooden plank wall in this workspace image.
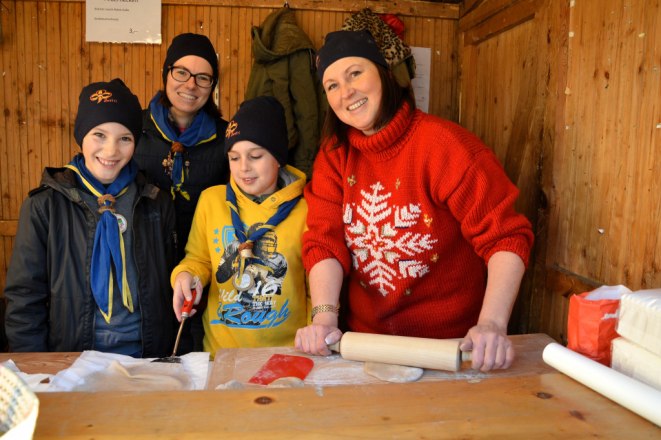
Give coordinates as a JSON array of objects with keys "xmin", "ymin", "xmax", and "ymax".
[
  {"xmin": 0, "ymin": 0, "xmax": 460, "ymax": 294},
  {"xmin": 458, "ymin": 0, "xmax": 661, "ymax": 343},
  {"xmin": 541, "ymin": 0, "xmax": 660, "ymax": 342},
  {"xmin": 457, "ymin": 0, "xmax": 552, "ymax": 336},
  {"xmin": 548, "ymin": 0, "xmax": 660, "ymax": 288}
]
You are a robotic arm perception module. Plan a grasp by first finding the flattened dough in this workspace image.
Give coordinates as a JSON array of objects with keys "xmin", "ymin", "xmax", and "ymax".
[
  {"xmin": 74, "ymin": 360, "xmax": 192, "ymax": 391},
  {"xmin": 216, "ymin": 377, "xmax": 305, "ymax": 390},
  {"xmin": 364, "ymin": 362, "xmax": 424, "ymax": 383}
]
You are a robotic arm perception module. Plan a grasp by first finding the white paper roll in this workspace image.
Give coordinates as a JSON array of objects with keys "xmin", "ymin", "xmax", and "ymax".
[{"xmin": 543, "ymin": 342, "xmax": 661, "ymax": 427}]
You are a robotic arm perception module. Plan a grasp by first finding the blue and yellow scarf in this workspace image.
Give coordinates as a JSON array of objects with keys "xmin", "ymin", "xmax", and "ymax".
[
  {"xmin": 149, "ymin": 93, "xmax": 217, "ymax": 200},
  {"xmin": 225, "ymin": 182, "xmax": 301, "ymax": 278},
  {"xmin": 66, "ymin": 154, "xmax": 137, "ymax": 323}
]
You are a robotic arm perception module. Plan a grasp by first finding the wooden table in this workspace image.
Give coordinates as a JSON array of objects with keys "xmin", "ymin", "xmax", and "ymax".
[
  {"xmin": 208, "ymin": 333, "xmax": 555, "ymax": 389},
  {"xmin": 1, "ymin": 334, "xmax": 659, "ymax": 439}
]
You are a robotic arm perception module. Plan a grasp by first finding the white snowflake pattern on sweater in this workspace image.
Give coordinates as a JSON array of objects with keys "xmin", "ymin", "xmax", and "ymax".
[{"xmin": 345, "ymin": 182, "xmax": 438, "ymax": 296}]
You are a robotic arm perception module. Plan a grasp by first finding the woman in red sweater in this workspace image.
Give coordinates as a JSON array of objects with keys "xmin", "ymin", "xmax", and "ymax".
[{"xmin": 295, "ymin": 30, "xmax": 534, "ymax": 371}]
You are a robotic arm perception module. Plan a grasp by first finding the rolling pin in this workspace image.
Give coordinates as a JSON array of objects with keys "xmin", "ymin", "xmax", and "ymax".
[{"xmin": 328, "ymin": 332, "xmax": 471, "ymax": 371}]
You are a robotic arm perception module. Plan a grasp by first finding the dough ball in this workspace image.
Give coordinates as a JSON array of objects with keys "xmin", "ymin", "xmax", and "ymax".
[
  {"xmin": 267, "ymin": 377, "xmax": 305, "ymax": 388},
  {"xmin": 216, "ymin": 380, "xmax": 245, "ymax": 390},
  {"xmin": 364, "ymin": 362, "xmax": 424, "ymax": 383}
]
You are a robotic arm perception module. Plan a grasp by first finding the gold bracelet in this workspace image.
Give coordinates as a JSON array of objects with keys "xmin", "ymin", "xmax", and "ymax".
[{"xmin": 311, "ymin": 304, "xmax": 340, "ymax": 320}]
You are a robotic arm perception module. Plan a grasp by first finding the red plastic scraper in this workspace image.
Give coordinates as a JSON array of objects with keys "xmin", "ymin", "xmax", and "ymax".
[{"xmin": 248, "ymin": 354, "xmax": 314, "ymax": 385}]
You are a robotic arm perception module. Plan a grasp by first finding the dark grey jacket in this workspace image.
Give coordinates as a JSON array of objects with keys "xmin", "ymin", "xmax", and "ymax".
[
  {"xmin": 133, "ymin": 110, "xmax": 229, "ymax": 261},
  {"xmin": 4, "ymin": 167, "xmax": 178, "ymax": 357}
]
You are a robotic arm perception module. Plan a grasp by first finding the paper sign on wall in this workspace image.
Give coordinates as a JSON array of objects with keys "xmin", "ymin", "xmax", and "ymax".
[
  {"xmin": 86, "ymin": 0, "xmax": 161, "ymax": 44},
  {"xmin": 410, "ymin": 47, "xmax": 431, "ymax": 113}
]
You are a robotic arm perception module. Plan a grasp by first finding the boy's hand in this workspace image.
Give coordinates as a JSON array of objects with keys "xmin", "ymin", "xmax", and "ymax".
[{"xmin": 173, "ymin": 272, "xmax": 202, "ymax": 321}]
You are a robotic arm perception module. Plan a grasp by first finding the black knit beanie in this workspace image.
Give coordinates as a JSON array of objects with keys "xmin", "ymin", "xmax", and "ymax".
[
  {"xmin": 316, "ymin": 30, "xmax": 388, "ymax": 80},
  {"xmin": 224, "ymin": 96, "xmax": 288, "ymax": 167},
  {"xmin": 73, "ymin": 78, "xmax": 142, "ymax": 147},
  {"xmin": 163, "ymin": 33, "xmax": 219, "ymax": 87}
]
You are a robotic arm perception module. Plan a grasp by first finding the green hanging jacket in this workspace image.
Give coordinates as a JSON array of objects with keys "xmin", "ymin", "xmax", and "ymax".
[{"xmin": 244, "ymin": 7, "xmax": 324, "ymax": 179}]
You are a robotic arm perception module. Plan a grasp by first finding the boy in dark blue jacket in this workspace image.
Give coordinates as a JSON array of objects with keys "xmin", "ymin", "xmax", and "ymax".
[{"xmin": 4, "ymin": 79, "xmax": 178, "ymax": 357}]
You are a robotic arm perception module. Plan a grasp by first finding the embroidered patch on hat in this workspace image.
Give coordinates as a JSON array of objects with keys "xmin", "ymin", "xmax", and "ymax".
[
  {"xmin": 89, "ymin": 89, "xmax": 117, "ymax": 104},
  {"xmin": 225, "ymin": 120, "xmax": 240, "ymax": 139}
]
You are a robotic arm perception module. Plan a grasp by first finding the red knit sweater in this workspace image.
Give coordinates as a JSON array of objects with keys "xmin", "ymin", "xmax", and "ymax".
[{"xmin": 303, "ymin": 102, "xmax": 534, "ymax": 338}]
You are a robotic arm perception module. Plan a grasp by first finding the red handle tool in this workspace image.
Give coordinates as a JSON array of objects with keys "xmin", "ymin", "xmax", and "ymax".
[
  {"xmin": 171, "ymin": 277, "xmax": 200, "ymax": 357},
  {"xmin": 181, "ymin": 293, "xmax": 196, "ymax": 319}
]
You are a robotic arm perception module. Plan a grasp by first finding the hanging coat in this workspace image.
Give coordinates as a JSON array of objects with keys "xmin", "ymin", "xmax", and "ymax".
[{"xmin": 244, "ymin": 7, "xmax": 323, "ymax": 179}]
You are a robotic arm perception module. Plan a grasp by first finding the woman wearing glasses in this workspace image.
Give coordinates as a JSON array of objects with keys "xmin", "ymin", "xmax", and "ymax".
[{"xmin": 134, "ymin": 33, "xmax": 229, "ymax": 353}]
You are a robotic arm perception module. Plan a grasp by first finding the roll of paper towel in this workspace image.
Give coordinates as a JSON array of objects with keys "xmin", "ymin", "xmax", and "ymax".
[{"xmin": 543, "ymin": 343, "xmax": 661, "ymax": 426}]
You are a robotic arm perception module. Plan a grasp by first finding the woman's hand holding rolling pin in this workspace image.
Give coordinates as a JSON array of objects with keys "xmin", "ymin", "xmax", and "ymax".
[
  {"xmin": 460, "ymin": 320, "xmax": 514, "ymax": 372},
  {"xmin": 295, "ymin": 314, "xmax": 343, "ymax": 356}
]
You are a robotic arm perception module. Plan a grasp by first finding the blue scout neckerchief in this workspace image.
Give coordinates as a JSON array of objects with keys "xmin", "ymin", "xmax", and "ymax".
[
  {"xmin": 66, "ymin": 154, "xmax": 138, "ymax": 323},
  {"xmin": 149, "ymin": 93, "xmax": 217, "ymax": 200},
  {"xmin": 225, "ymin": 181, "xmax": 301, "ymax": 291}
]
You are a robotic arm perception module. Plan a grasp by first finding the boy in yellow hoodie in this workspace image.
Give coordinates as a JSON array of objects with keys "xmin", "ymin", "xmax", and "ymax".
[{"xmin": 171, "ymin": 96, "xmax": 308, "ymax": 354}]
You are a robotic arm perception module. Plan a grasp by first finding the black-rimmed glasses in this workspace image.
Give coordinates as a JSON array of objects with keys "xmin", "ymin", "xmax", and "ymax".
[{"xmin": 168, "ymin": 66, "xmax": 214, "ymax": 88}]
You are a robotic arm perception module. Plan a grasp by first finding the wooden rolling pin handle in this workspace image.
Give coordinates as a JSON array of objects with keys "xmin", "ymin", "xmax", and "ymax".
[
  {"xmin": 327, "ymin": 332, "xmax": 471, "ymax": 371},
  {"xmin": 331, "ymin": 340, "xmax": 471, "ymax": 362}
]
